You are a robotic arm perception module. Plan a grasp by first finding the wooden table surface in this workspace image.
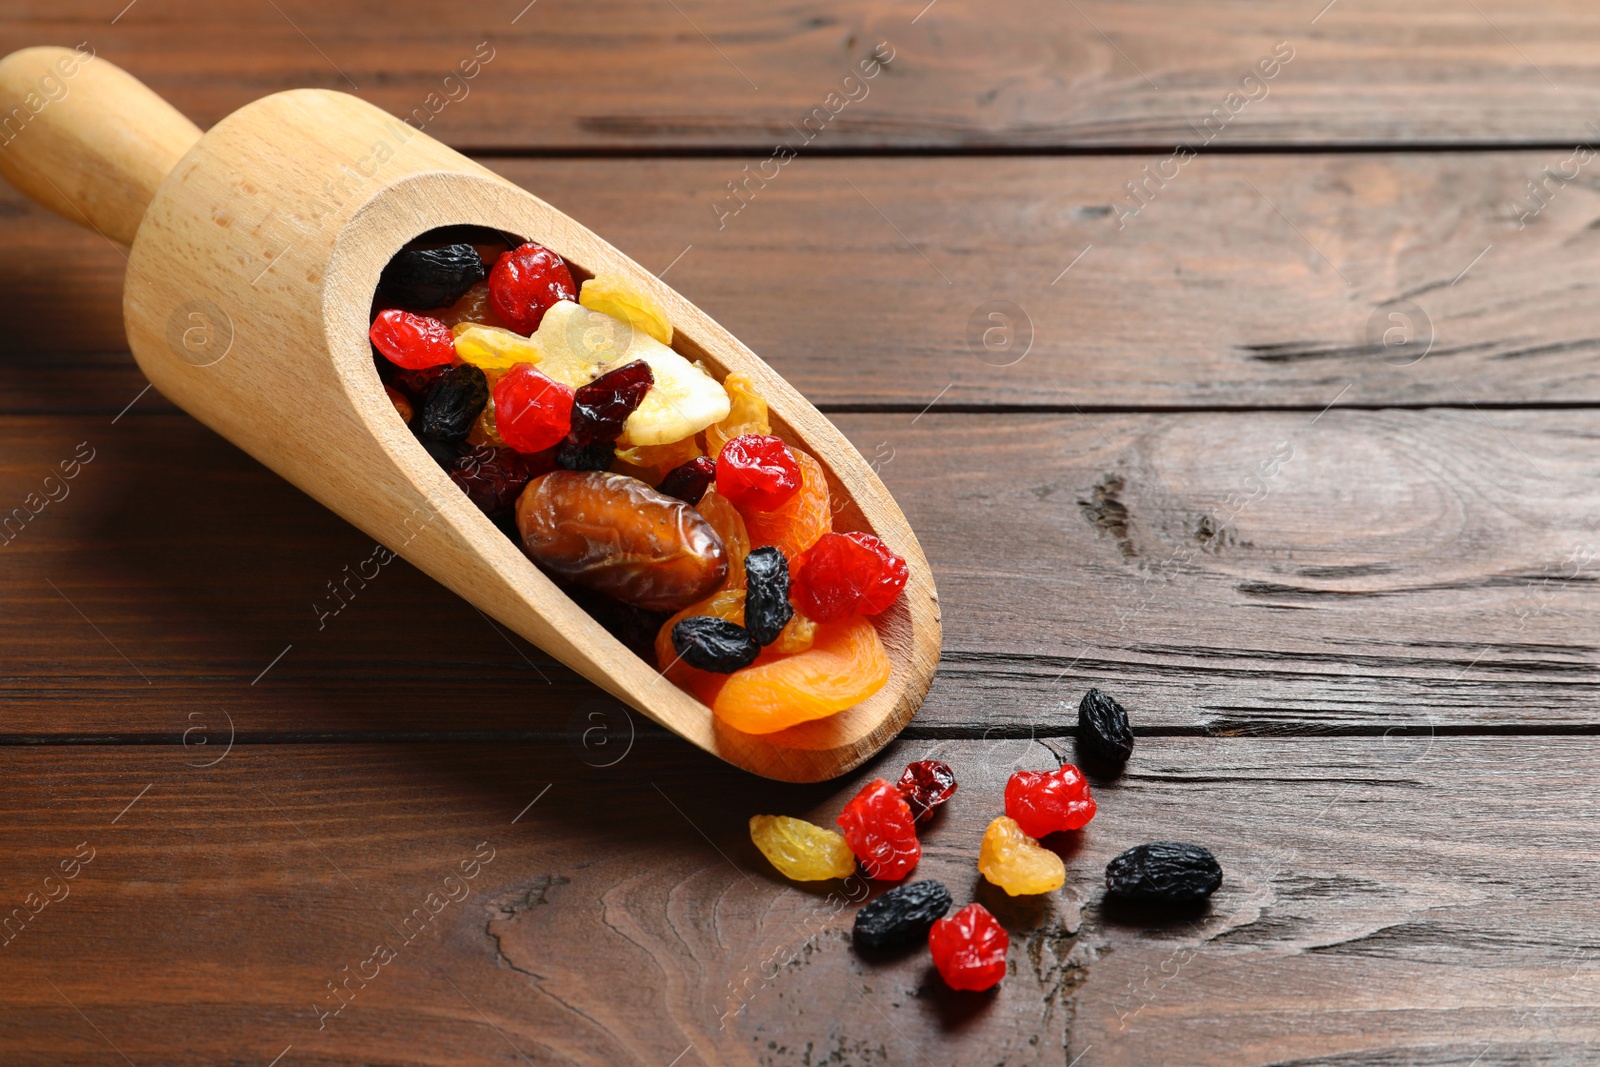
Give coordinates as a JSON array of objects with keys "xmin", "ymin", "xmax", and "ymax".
[{"xmin": 3, "ymin": 3, "xmax": 1599, "ymax": 1064}]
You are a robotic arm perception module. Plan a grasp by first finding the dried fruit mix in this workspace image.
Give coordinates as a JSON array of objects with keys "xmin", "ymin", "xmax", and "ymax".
[{"xmin": 369, "ymin": 232, "xmax": 910, "ymax": 734}]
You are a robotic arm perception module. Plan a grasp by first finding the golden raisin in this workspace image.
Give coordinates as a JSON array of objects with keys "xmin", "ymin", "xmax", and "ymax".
[
  {"xmin": 978, "ymin": 816, "xmax": 1065, "ymax": 896},
  {"xmin": 749, "ymin": 815, "xmax": 856, "ymax": 881}
]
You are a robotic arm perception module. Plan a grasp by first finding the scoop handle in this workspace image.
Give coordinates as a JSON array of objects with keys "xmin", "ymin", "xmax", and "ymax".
[{"xmin": 0, "ymin": 46, "xmax": 202, "ymax": 245}]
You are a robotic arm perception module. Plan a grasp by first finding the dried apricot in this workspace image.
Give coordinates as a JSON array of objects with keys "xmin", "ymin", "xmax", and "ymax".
[
  {"xmin": 695, "ymin": 491, "xmax": 750, "ymax": 590},
  {"xmin": 704, "ymin": 372, "xmax": 771, "ymax": 457},
  {"xmin": 742, "ymin": 447, "xmax": 831, "ymax": 559},
  {"xmin": 711, "ymin": 616, "xmax": 890, "ymax": 734}
]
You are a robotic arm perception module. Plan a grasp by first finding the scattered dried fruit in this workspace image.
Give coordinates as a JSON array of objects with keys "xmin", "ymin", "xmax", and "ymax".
[
  {"xmin": 1105, "ymin": 843, "xmax": 1222, "ymax": 904},
  {"xmin": 672, "ymin": 615, "xmax": 759, "ymax": 673},
  {"xmin": 488, "ymin": 241, "xmax": 576, "ymax": 333},
  {"xmin": 836, "ymin": 778, "xmax": 920, "ymax": 881},
  {"xmin": 928, "ymin": 903, "xmax": 1008, "ymax": 991},
  {"xmin": 370, "ymin": 309, "xmax": 458, "ymax": 369},
  {"xmin": 978, "ymin": 816, "xmax": 1065, "ymax": 896},
  {"xmin": 378, "ymin": 243, "xmax": 487, "ymax": 309},
  {"xmin": 1079, "ymin": 688, "xmax": 1135, "ymax": 766},
  {"xmin": 517, "ymin": 471, "xmax": 727, "ymax": 611},
  {"xmin": 852, "ymin": 880, "xmax": 952, "ymax": 950},
  {"xmin": 749, "ymin": 814, "xmax": 856, "ymax": 881},
  {"xmin": 896, "ymin": 760, "xmax": 957, "ymax": 822},
  {"xmin": 1004, "ymin": 765, "xmax": 1096, "ymax": 839},
  {"xmin": 742, "ymin": 546, "xmax": 792, "ymax": 646}
]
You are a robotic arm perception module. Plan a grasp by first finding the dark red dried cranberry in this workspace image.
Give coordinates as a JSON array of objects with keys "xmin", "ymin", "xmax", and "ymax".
[
  {"xmin": 450, "ymin": 445, "xmax": 557, "ymax": 517},
  {"xmin": 568, "ymin": 360, "xmax": 653, "ymax": 446},
  {"xmin": 896, "ymin": 760, "xmax": 958, "ymax": 822},
  {"xmin": 655, "ymin": 456, "xmax": 716, "ymax": 504},
  {"xmin": 556, "ymin": 439, "xmax": 616, "ymax": 471}
]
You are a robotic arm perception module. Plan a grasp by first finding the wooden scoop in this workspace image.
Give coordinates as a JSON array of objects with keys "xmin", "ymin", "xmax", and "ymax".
[{"xmin": 0, "ymin": 46, "xmax": 940, "ymax": 782}]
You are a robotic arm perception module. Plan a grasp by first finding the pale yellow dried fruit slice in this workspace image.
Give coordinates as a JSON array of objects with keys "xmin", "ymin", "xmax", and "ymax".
[
  {"xmin": 533, "ymin": 301, "xmax": 729, "ymax": 446},
  {"xmin": 451, "ymin": 322, "xmax": 541, "ymax": 371},
  {"xmin": 749, "ymin": 814, "xmax": 856, "ymax": 881},
  {"xmin": 579, "ymin": 271, "xmax": 673, "ymax": 345}
]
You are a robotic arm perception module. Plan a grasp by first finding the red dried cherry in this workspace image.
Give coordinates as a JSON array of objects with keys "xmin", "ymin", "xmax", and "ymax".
[
  {"xmin": 843, "ymin": 532, "xmax": 908, "ymax": 613},
  {"xmin": 370, "ymin": 309, "xmax": 457, "ymax": 369},
  {"xmin": 835, "ymin": 778, "xmax": 920, "ymax": 881},
  {"xmin": 488, "ymin": 242, "xmax": 576, "ymax": 333},
  {"xmin": 716, "ymin": 434, "xmax": 801, "ymax": 512},
  {"xmin": 656, "ymin": 456, "xmax": 716, "ymax": 504},
  {"xmin": 790, "ymin": 532, "xmax": 908, "ymax": 622},
  {"xmin": 928, "ymin": 903, "xmax": 1008, "ymax": 991},
  {"xmin": 1004, "ymin": 765, "xmax": 1096, "ymax": 838},
  {"xmin": 896, "ymin": 760, "xmax": 957, "ymax": 822},
  {"xmin": 493, "ymin": 365, "xmax": 574, "ymax": 453},
  {"xmin": 569, "ymin": 360, "xmax": 653, "ymax": 446}
]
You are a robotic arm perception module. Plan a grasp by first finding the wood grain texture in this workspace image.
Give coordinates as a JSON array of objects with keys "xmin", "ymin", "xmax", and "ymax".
[
  {"xmin": 9, "ymin": 1, "xmax": 1600, "ymax": 148},
  {"xmin": 0, "ymin": 737, "xmax": 1591, "ymax": 1066},
  {"xmin": 0, "ymin": 407, "xmax": 1593, "ymax": 738},
  {"xmin": 11, "ymin": 152, "xmax": 1600, "ymax": 411}
]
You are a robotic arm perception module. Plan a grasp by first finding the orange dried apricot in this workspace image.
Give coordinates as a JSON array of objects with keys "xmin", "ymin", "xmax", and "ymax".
[
  {"xmin": 704, "ymin": 372, "xmax": 770, "ymax": 457},
  {"xmin": 740, "ymin": 448, "xmax": 831, "ymax": 560},
  {"xmin": 695, "ymin": 491, "xmax": 750, "ymax": 590},
  {"xmin": 711, "ymin": 616, "xmax": 889, "ymax": 734}
]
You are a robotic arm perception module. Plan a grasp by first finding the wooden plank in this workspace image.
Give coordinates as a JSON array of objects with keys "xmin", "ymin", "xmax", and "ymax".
[
  {"xmin": 12, "ymin": 152, "xmax": 1600, "ymax": 411},
  {"xmin": 9, "ymin": 2, "xmax": 1600, "ymax": 148},
  {"xmin": 0, "ymin": 408, "xmax": 1593, "ymax": 737},
  {"xmin": 0, "ymin": 736, "xmax": 1590, "ymax": 1065}
]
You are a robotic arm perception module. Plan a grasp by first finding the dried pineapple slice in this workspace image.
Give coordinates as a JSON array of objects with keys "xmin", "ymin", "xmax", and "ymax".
[
  {"xmin": 579, "ymin": 271, "xmax": 673, "ymax": 345},
  {"xmin": 534, "ymin": 301, "xmax": 729, "ymax": 446}
]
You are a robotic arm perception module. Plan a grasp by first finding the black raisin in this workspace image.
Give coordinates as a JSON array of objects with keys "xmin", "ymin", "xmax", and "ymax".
[
  {"xmin": 671, "ymin": 616, "xmax": 759, "ymax": 673},
  {"xmin": 1079, "ymin": 688, "xmax": 1134, "ymax": 766},
  {"xmin": 852, "ymin": 880, "xmax": 953, "ymax": 950},
  {"xmin": 743, "ymin": 546, "xmax": 793, "ymax": 646},
  {"xmin": 417, "ymin": 364, "xmax": 488, "ymax": 445},
  {"xmin": 568, "ymin": 360, "xmax": 653, "ymax": 446},
  {"xmin": 557, "ymin": 439, "xmax": 616, "ymax": 471},
  {"xmin": 1104, "ymin": 842, "xmax": 1221, "ymax": 904},
  {"xmin": 656, "ymin": 456, "xmax": 716, "ymax": 504},
  {"xmin": 378, "ymin": 243, "xmax": 487, "ymax": 309},
  {"xmin": 416, "ymin": 434, "xmax": 467, "ymax": 468}
]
